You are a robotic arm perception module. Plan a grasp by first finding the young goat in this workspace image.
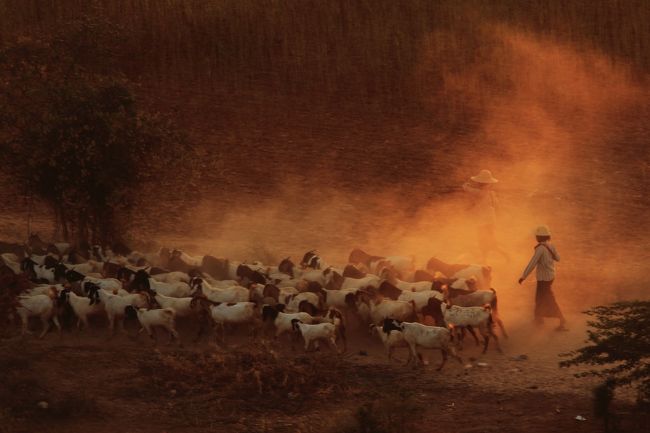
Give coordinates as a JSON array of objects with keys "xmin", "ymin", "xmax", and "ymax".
[
  {"xmin": 191, "ymin": 277, "xmax": 249, "ymax": 303},
  {"xmin": 383, "ymin": 319, "xmax": 461, "ymax": 370},
  {"xmin": 94, "ymin": 286, "xmax": 151, "ymax": 335},
  {"xmin": 261, "ymin": 304, "xmax": 315, "ymax": 340},
  {"xmin": 136, "ymin": 308, "xmax": 179, "ymax": 343},
  {"xmin": 151, "ymin": 271, "xmax": 191, "ymax": 284},
  {"xmin": 285, "ymin": 291, "xmax": 321, "ymax": 313},
  {"xmin": 291, "ymin": 319, "xmax": 338, "ymax": 353},
  {"xmin": 369, "ymin": 323, "xmax": 410, "ymax": 363},
  {"xmin": 326, "ymin": 271, "xmax": 381, "ymax": 291},
  {"xmin": 63, "ymin": 289, "xmax": 105, "ymax": 330},
  {"xmin": 356, "ymin": 294, "xmax": 417, "ymax": 325},
  {"xmin": 21, "ymin": 258, "xmax": 56, "ymax": 283},
  {"xmin": 320, "ymin": 308, "xmax": 347, "ymax": 351},
  {"xmin": 444, "ymin": 287, "xmax": 508, "ymax": 338},
  {"xmin": 440, "ymin": 301, "xmax": 501, "ymax": 354},
  {"xmin": 397, "ymin": 289, "xmax": 444, "ymax": 312},
  {"xmin": 154, "ymin": 293, "xmax": 194, "ymax": 317},
  {"xmin": 16, "ymin": 288, "xmax": 62, "ymax": 338},
  {"xmin": 148, "ymin": 278, "xmax": 192, "ymax": 298},
  {"xmin": 381, "ymin": 269, "xmax": 433, "ymax": 292},
  {"xmin": 208, "ymin": 301, "xmax": 258, "ymax": 342}
]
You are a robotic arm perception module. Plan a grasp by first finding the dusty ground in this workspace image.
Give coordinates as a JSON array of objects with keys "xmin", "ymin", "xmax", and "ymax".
[{"xmin": 1, "ymin": 309, "xmax": 647, "ymax": 433}]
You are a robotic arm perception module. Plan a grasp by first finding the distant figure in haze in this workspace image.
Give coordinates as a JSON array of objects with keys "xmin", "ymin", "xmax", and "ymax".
[
  {"xmin": 462, "ymin": 169, "xmax": 509, "ymax": 263},
  {"xmin": 518, "ymin": 225, "xmax": 568, "ymax": 331}
]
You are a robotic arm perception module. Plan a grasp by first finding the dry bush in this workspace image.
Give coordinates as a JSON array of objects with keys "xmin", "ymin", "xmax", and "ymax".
[
  {"xmin": 343, "ymin": 398, "xmax": 423, "ymax": 433},
  {"xmin": 0, "ymin": 266, "xmax": 31, "ymax": 334},
  {"xmin": 139, "ymin": 346, "xmax": 357, "ymax": 404},
  {"xmin": 0, "ymin": 353, "xmax": 99, "ymax": 424},
  {"xmin": 134, "ymin": 345, "xmax": 412, "ymax": 430}
]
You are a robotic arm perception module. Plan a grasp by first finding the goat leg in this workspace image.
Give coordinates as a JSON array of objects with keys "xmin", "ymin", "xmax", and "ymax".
[
  {"xmin": 466, "ymin": 325, "xmax": 480, "ymax": 346},
  {"xmin": 437, "ymin": 349, "xmax": 448, "ymax": 371}
]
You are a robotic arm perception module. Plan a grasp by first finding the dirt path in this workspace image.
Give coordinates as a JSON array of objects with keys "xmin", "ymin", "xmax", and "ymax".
[{"xmin": 1, "ymin": 311, "xmax": 646, "ymax": 433}]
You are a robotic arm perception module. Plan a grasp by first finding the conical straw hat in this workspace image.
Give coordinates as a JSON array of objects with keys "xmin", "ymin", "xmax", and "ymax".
[{"xmin": 470, "ymin": 169, "xmax": 498, "ymax": 184}]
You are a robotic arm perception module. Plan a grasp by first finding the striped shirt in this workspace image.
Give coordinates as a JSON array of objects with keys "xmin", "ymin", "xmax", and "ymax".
[{"xmin": 521, "ymin": 242, "xmax": 560, "ymax": 282}]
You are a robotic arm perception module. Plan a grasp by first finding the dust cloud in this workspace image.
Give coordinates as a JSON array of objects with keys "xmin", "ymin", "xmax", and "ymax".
[{"xmin": 155, "ymin": 25, "xmax": 648, "ymax": 315}]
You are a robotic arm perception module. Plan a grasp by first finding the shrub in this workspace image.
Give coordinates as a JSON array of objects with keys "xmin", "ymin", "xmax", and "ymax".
[{"xmin": 560, "ymin": 301, "xmax": 650, "ymax": 409}]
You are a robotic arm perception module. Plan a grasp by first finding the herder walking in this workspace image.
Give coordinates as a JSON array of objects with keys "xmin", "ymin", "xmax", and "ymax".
[
  {"xmin": 462, "ymin": 169, "xmax": 510, "ymax": 263},
  {"xmin": 518, "ymin": 225, "xmax": 568, "ymax": 331}
]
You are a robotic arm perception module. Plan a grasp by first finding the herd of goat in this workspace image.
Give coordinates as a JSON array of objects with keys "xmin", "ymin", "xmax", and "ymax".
[{"xmin": 1, "ymin": 237, "xmax": 508, "ymax": 370}]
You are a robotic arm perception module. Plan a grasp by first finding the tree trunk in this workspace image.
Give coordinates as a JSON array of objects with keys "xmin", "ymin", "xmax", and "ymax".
[
  {"xmin": 76, "ymin": 210, "xmax": 89, "ymax": 248},
  {"xmin": 95, "ymin": 206, "xmax": 118, "ymax": 246},
  {"xmin": 53, "ymin": 203, "xmax": 69, "ymax": 242},
  {"xmin": 53, "ymin": 203, "xmax": 61, "ymax": 241}
]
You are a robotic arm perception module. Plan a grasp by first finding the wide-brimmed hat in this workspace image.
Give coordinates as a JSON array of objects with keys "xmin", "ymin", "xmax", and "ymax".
[
  {"xmin": 535, "ymin": 225, "xmax": 551, "ymax": 236},
  {"xmin": 470, "ymin": 169, "xmax": 498, "ymax": 184}
]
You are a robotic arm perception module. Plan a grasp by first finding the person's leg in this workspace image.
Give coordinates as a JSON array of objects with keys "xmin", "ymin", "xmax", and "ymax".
[
  {"xmin": 546, "ymin": 280, "xmax": 568, "ymax": 331},
  {"xmin": 556, "ymin": 309, "xmax": 568, "ymax": 331},
  {"xmin": 477, "ymin": 226, "xmax": 490, "ymax": 263},
  {"xmin": 534, "ymin": 280, "xmax": 545, "ymax": 326}
]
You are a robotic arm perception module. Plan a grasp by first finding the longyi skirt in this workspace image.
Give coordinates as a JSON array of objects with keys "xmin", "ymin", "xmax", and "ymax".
[{"xmin": 535, "ymin": 280, "xmax": 563, "ymax": 318}]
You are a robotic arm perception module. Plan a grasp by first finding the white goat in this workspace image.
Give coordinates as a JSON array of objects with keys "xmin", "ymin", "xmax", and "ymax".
[
  {"xmin": 65, "ymin": 262, "xmax": 97, "ymax": 275},
  {"xmin": 440, "ymin": 303, "xmax": 501, "ymax": 353},
  {"xmin": 202, "ymin": 276, "xmax": 241, "ymax": 289},
  {"xmin": 293, "ymin": 268, "xmax": 329, "ymax": 284},
  {"xmin": 397, "ymin": 290, "xmax": 443, "ymax": 312},
  {"xmin": 369, "ymin": 323, "xmax": 409, "ymax": 362},
  {"xmin": 82, "ymin": 277, "xmax": 123, "ymax": 293},
  {"xmin": 372, "ymin": 255, "xmax": 415, "ymax": 278},
  {"xmin": 383, "ymin": 319, "xmax": 461, "ymax": 370},
  {"xmin": 276, "ymin": 278, "xmax": 307, "ymax": 289},
  {"xmin": 65, "ymin": 291, "xmax": 105, "ymax": 329},
  {"xmin": 148, "ymin": 278, "xmax": 192, "ymax": 298},
  {"xmin": 136, "ymin": 308, "xmax": 179, "ymax": 342},
  {"xmin": 330, "ymin": 274, "xmax": 382, "ymax": 291},
  {"xmin": 382, "ymin": 270, "xmax": 433, "ymax": 292},
  {"xmin": 320, "ymin": 288, "xmax": 359, "ymax": 310},
  {"xmin": 151, "ymin": 271, "xmax": 191, "ymax": 284},
  {"xmin": 26, "ymin": 262, "xmax": 56, "ymax": 283},
  {"xmin": 16, "ymin": 291, "xmax": 61, "ymax": 338},
  {"xmin": 29, "ymin": 254, "xmax": 50, "ymax": 265},
  {"xmin": 445, "ymin": 287, "xmax": 507, "ymax": 338},
  {"xmin": 153, "ymin": 293, "xmax": 194, "ymax": 317},
  {"xmin": 291, "ymin": 320, "xmax": 338, "ymax": 352},
  {"xmin": 27, "ymin": 284, "xmax": 65, "ymax": 297},
  {"xmin": 191, "ymin": 277, "xmax": 250, "ymax": 303},
  {"xmin": 261, "ymin": 306, "xmax": 315, "ymax": 338},
  {"xmin": 285, "ymin": 292, "xmax": 321, "ymax": 313},
  {"xmin": 452, "ymin": 265, "xmax": 491, "ymax": 290},
  {"xmin": 208, "ymin": 301, "xmax": 258, "ymax": 341},
  {"xmin": 357, "ymin": 296, "xmax": 416, "ymax": 325},
  {"xmin": 248, "ymin": 283, "xmax": 298, "ymax": 304},
  {"xmin": 97, "ymin": 289, "xmax": 150, "ymax": 334},
  {"xmin": 1, "ymin": 253, "xmax": 22, "ymax": 274}
]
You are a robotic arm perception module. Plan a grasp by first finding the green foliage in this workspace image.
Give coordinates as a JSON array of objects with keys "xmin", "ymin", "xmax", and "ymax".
[
  {"xmin": 560, "ymin": 301, "xmax": 650, "ymax": 407},
  {"xmin": 0, "ymin": 16, "xmax": 198, "ymax": 244}
]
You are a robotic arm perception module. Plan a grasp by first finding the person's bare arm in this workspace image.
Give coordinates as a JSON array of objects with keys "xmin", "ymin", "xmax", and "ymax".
[{"xmin": 519, "ymin": 247, "xmax": 542, "ymax": 283}]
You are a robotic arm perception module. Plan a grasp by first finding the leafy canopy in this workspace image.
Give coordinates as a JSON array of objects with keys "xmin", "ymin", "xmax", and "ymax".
[
  {"xmin": 560, "ymin": 301, "xmax": 650, "ymax": 406},
  {"xmin": 0, "ymin": 16, "xmax": 198, "ymax": 244}
]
